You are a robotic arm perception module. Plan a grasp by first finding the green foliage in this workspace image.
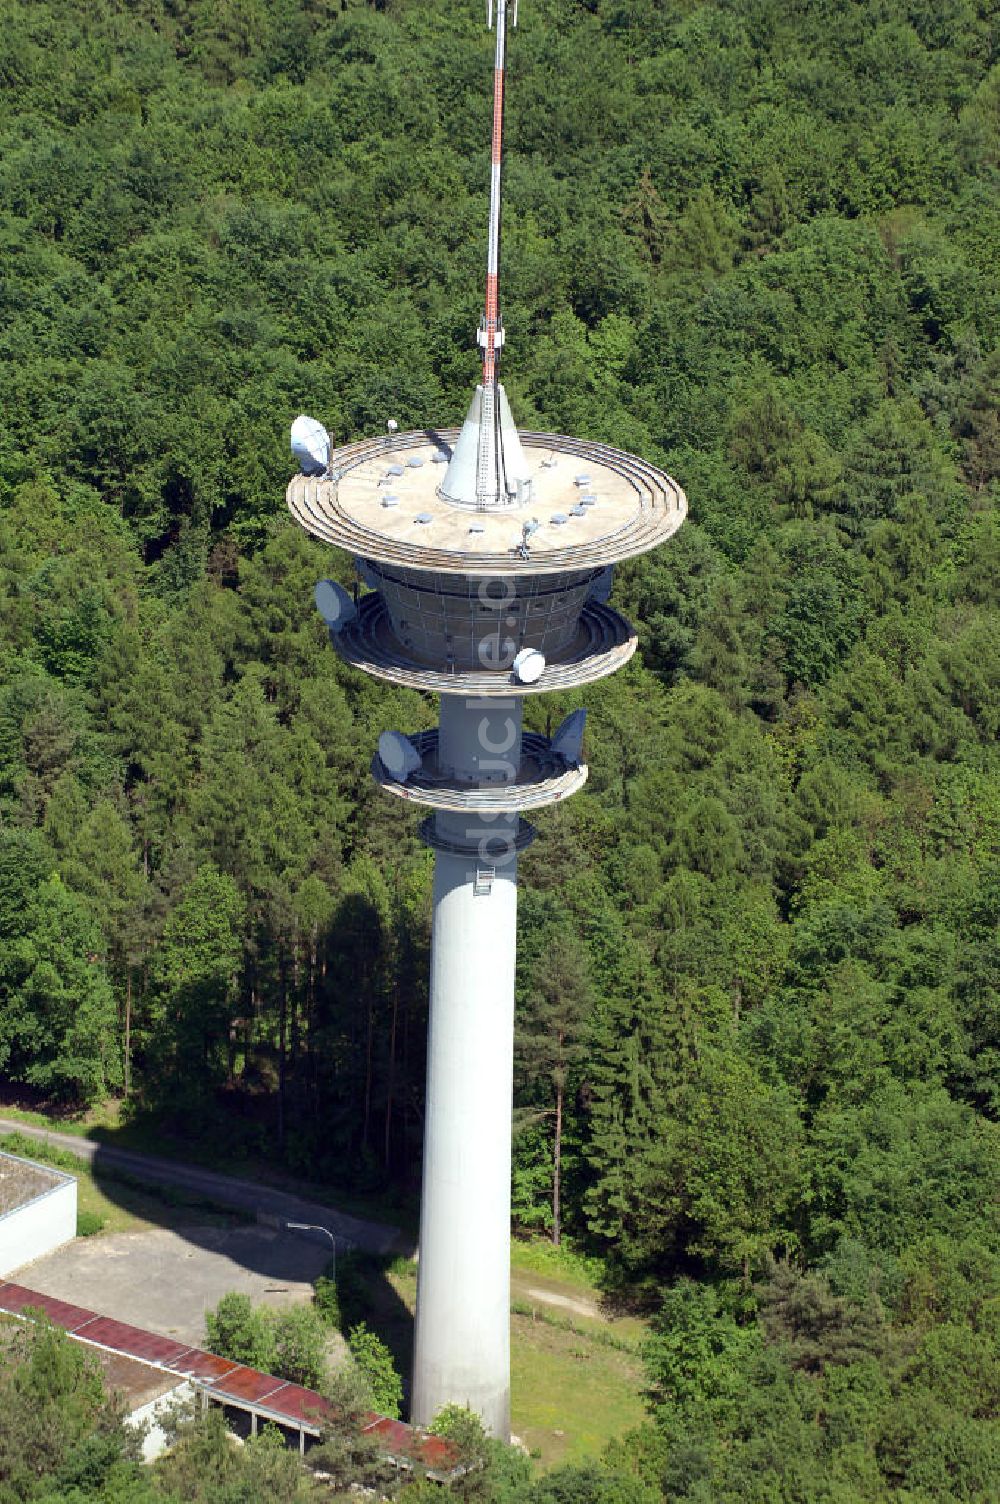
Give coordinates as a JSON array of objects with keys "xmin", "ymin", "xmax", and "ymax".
[
  {"xmin": 151, "ymin": 1402, "xmax": 314, "ymax": 1502},
  {"xmin": 0, "ymin": 1132, "xmax": 79, "ymax": 1171},
  {"xmin": 0, "ymin": 0, "xmax": 999, "ymax": 1494},
  {"xmin": 346, "ymin": 1321, "xmax": 403, "ymax": 1420},
  {"xmin": 318, "ymin": 1248, "xmax": 388, "ymax": 1335},
  {"xmin": 0, "ymin": 1317, "xmax": 130, "ymax": 1502},
  {"xmin": 75, "ymin": 1210, "xmax": 105, "ymax": 1237},
  {"xmin": 312, "ymin": 1273, "xmax": 340, "ymax": 1330},
  {"xmin": 204, "ymin": 1291, "xmax": 276, "ymax": 1374},
  {"xmin": 642, "ymin": 1280, "xmax": 760, "ymax": 1413},
  {"xmin": 307, "ymin": 1362, "xmax": 398, "ymax": 1496},
  {"xmin": 0, "ymin": 877, "xmax": 120, "ymax": 1105},
  {"xmin": 204, "ymin": 1290, "xmax": 328, "ymax": 1390},
  {"xmin": 532, "ymin": 1466, "xmax": 661, "ymax": 1504},
  {"xmin": 271, "ymin": 1304, "xmax": 328, "ymax": 1391}
]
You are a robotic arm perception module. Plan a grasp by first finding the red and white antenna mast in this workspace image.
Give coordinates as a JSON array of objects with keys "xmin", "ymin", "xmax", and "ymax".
[
  {"xmin": 478, "ymin": 0, "xmax": 516, "ymax": 387},
  {"xmin": 439, "ymin": 0, "xmax": 529, "ymax": 510}
]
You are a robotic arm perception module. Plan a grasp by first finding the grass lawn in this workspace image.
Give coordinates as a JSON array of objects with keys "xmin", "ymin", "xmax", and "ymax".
[
  {"xmin": 355, "ymin": 1243, "xmax": 649, "ymax": 1469},
  {"xmin": 0, "ymin": 1131, "xmax": 245, "ymax": 1237},
  {"xmin": 510, "ymin": 1310, "xmax": 647, "ymax": 1467}
]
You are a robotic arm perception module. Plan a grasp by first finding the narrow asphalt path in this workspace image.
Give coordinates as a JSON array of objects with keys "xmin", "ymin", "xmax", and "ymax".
[{"xmin": 0, "ymin": 1118, "xmax": 404, "ymax": 1256}]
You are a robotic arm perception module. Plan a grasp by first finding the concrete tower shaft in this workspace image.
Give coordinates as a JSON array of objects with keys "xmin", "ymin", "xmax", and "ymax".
[{"xmin": 411, "ymin": 694, "xmax": 524, "ymax": 1438}]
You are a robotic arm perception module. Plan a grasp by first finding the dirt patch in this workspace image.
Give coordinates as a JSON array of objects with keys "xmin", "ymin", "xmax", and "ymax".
[{"xmin": 519, "ymin": 1285, "xmax": 601, "ymax": 1320}]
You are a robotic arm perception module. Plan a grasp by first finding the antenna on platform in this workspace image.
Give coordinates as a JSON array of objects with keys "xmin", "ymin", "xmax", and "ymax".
[
  {"xmin": 478, "ymin": 0, "xmax": 509, "ymax": 392},
  {"xmin": 291, "ymin": 415, "xmax": 330, "ymax": 477},
  {"xmin": 440, "ymin": 0, "xmax": 530, "ymax": 511},
  {"xmin": 314, "ymin": 579, "xmax": 357, "ymax": 632}
]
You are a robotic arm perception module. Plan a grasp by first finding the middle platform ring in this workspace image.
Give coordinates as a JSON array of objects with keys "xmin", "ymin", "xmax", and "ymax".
[
  {"xmin": 332, "ymin": 591, "xmax": 636, "ymax": 696},
  {"xmin": 371, "ymin": 730, "xmax": 588, "ymax": 813}
]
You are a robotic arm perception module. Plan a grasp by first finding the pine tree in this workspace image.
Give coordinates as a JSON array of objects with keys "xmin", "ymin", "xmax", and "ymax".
[{"xmin": 516, "ymin": 923, "xmax": 593, "ymax": 1245}]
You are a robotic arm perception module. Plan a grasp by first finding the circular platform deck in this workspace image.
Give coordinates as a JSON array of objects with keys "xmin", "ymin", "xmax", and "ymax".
[
  {"xmin": 330, "ymin": 591, "xmax": 636, "ymax": 696},
  {"xmin": 371, "ymin": 730, "xmax": 587, "ymax": 813},
  {"xmin": 288, "ymin": 429, "xmax": 686, "ymax": 577}
]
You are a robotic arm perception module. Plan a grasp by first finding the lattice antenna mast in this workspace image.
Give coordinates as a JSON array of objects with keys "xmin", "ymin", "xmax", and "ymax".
[{"xmin": 478, "ymin": 0, "xmax": 516, "ymax": 388}]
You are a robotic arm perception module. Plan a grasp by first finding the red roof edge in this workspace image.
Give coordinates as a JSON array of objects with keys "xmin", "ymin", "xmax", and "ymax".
[{"xmin": 0, "ymin": 1281, "xmax": 461, "ymax": 1478}]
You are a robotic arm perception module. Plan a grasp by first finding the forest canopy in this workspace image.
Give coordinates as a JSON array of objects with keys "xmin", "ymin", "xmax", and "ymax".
[{"xmin": 0, "ymin": 0, "xmax": 998, "ymax": 1498}]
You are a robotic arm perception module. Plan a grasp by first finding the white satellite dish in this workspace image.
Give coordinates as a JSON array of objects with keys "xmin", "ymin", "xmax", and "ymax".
[
  {"xmin": 552, "ymin": 708, "xmax": 587, "ymax": 763},
  {"xmin": 378, "ymin": 730, "xmax": 422, "ymax": 782},
  {"xmin": 314, "ymin": 579, "xmax": 357, "ymax": 632},
  {"xmin": 512, "ymin": 647, "xmax": 545, "ymax": 685},
  {"xmin": 291, "ymin": 415, "xmax": 330, "ymax": 476},
  {"xmin": 589, "ymin": 566, "xmax": 614, "ymax": 604}
]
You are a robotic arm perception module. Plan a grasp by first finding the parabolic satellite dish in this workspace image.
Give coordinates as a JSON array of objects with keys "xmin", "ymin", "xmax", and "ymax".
[
  {"xmin": 378, "ymin": 730, "xmax": 423, "ymax": 783},
  {"xmin": 314, "ymin": 579, "xmax": 357, "ymax": 632},
  {"xmin": 291, "ymin": 414, "xmax": 331, "ymax": 476},
  {"xmin": 512, "ymin": 647, "xmax": 545, "ymax": 685},
  {"xmin": 552, "ymin": 708, "xmax": 587, "ymax": 763}
]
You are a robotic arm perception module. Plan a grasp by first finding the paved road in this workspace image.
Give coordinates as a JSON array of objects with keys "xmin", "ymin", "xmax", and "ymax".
[{"xmin": 0, "ymin": 1118, "xmax": 403, "ymax": 1256}]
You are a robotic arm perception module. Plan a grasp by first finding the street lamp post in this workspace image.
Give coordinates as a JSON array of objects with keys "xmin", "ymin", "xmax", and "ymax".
[{"xmin": 285, "ymin": 1220, "xmax": 337, "ymax": 1275}]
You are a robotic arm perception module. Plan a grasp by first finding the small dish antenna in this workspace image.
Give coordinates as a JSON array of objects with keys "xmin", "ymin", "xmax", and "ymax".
[
  {"xmin": 512, "ymin": 647, "xmax": 545, "ymax": 685},
  {"xmin": 314, "ymin": 579, "xmax": 357, "ymax": 632},
  {"xmin": 291, "ymin": 415, "xmax": 330, "ymax": 476},
  {"xmin": 552, "ymin": 708, "xmax": 587, "ymax": 763},
  {"xmin": 378, "ymin": 730, "xmax": 423, "ymax": 782}
]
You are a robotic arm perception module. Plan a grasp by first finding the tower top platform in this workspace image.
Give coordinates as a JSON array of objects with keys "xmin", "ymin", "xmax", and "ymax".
[{"xmin": 288, "ymin": 428, "xmax": 686, "ymax": 578}]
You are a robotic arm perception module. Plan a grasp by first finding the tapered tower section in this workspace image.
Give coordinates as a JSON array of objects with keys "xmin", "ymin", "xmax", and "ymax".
[{"xmin": 286, "ymin": 0, "xmax": 685, "ymax": 1440}]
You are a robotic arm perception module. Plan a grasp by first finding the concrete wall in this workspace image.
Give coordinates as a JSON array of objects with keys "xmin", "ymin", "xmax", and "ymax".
[
  {"xmin": 129, "ymin": 1381, "xmax": 195, "ymax": 1462},
  {"xmin": 0, "ymin": 1153, "xmax": 77, "ymax": 1278}
]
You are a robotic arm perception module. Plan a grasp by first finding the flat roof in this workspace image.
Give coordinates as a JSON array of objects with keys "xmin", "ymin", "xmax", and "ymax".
[
  {"xmin": 0, "ymin": 1281, "xmax": 459, "ymax": 1477},
  {"xmin": 288, "ymin": 428, "xmax": 686, "ymax": 577},
  {"xmin": 0, "ymin": 1150, "xmax": 74, "ymax": 1220}
]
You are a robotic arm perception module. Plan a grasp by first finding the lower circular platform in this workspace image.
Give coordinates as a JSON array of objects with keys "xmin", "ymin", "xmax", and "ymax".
[
  {"xmin": 371, "ymin": 730, "xmax": 587, "ymax": 812},
  {"xmin": 332, "ymin": 591, "xmax": 636, "ymax": 696}
]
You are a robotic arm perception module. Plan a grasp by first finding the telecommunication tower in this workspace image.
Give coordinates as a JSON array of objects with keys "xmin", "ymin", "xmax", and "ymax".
[{"xmin": 287, "ymin": 0, "xmax": 686, "ymax": 1440}]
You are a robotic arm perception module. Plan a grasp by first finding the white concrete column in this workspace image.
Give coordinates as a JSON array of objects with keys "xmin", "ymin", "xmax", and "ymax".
[
  {"xmin": 437, "ymin": 691, "xmax": 522, "ymax": 785},
  {"xmin": 411, "ymin": 695, "xmax": 522, "ymax": 1440}
]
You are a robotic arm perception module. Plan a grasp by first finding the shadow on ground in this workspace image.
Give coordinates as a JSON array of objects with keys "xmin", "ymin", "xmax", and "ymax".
[{"xmin": 7, "ymin": 1130, "xmax": 418, "ymax": 1414}]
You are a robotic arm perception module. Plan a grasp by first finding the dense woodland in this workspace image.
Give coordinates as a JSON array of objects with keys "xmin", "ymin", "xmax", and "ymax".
[{"xmin": 1, "ymin": 0, "xmax": 999, "ymax": 1498}]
